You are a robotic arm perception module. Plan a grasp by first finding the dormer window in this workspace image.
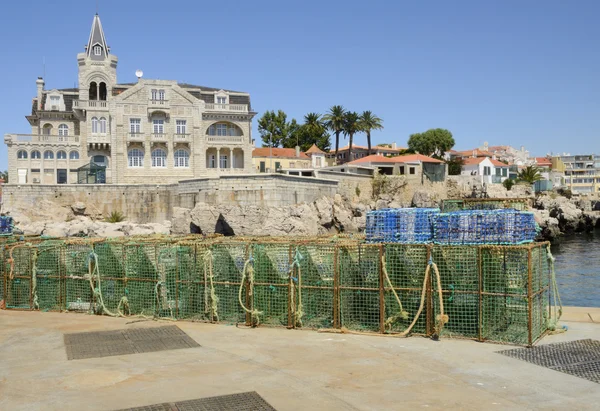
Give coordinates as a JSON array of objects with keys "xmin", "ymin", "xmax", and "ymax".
[
  {"xmin": 217, "ymin": 96, "xmax": 227, "ymax": 104},
  {"xmin": 93, "ymin": 45, "xmax": 102, "ymax": 56}
]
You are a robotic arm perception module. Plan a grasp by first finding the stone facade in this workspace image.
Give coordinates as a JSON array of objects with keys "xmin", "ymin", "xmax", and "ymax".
[{"xmin": 4, "ymin": 14, "xmax": 256, "ymax": 185}]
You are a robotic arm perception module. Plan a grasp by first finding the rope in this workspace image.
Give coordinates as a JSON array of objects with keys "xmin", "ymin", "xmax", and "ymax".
[
  {"xmin": 546, "ymin": 245, "xmax": 565, "ymax": 333},
  {"xmin": 381, "ymin": 254, "xmax": 409, "ymax": 330},
  {"xmin": 239, "ymin": 253, "xmax": 261, "ymax": 326},
  {"xmin": 87, "ymin": 250, "xmax": 118, "ymax": 317},
  {"xmin": 289, "ymin": 248, "xmax": 304, "ymax": 328},
  {"xmin": 203, "ymin": 249, "xmax": 219, "ymax": 322},
  {"xmin": 31, "ymin": 250, "xmax": 39, "ymax": 310}
]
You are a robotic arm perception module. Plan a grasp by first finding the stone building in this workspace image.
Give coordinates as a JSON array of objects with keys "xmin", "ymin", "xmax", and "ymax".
[{"xmin": 4, "ymin": 14, "xmax": 256, "ymax": 185}]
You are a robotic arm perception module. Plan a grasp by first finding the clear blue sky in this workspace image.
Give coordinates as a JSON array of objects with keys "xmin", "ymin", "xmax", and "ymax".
[{"xmin": 1, "ymin": 0, "xmax": 599, "ymax": 170}]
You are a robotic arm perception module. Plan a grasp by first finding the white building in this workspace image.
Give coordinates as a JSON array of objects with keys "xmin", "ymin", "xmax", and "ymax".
[
  {"xmin": 4, "ymin": 14, "xmax": 256, "ymax": 185},
  {"xmin": 461, "ymin": 157, "xmax": 509, "ymax": 184}
]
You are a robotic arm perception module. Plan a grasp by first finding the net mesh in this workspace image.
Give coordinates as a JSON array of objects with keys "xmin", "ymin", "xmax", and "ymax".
[{"xmin": 0, "ymin": 236, "xmax": 553, "ymax": 346}]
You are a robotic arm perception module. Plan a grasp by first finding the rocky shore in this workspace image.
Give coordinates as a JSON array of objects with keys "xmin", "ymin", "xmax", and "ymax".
[{"xmin": 4, "ymin": 178, "xmax": 598, "ymax": 242}]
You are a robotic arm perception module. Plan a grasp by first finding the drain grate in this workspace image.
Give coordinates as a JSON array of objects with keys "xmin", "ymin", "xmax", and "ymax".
[
  {"xmin": 64, "ymin": 325, "xmax": 199, "ymax": 360},
  {"xmin": 116, "ymin": 392, "xmax": 276, "ymax": 411},
  {"xmin": 498, "ymin": 339, "xmax": 600, "ymax": 383}
]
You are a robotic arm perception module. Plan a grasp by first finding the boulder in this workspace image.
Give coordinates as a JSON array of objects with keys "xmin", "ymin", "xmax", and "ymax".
[
  {"xmin": 71, "ymin": 202, "xmax": 87, "ymax": 215},
  {"xmin": 411, "ymin": 190, "xmax": 438, "ymax": 208},
  {"xmin": 42, "ymin": 222, "xmax": 68, "ymax": 238},
  {"xmin": 189, "ymin": 203, "xmax": 220, "ymax": 234},
  {"xmin": 375, "ymin": 199, "xmax": 389, "ymax": 210},
  {"xmin": 171, "ymin": 207, "xmax": 192, "ymax": 234}
]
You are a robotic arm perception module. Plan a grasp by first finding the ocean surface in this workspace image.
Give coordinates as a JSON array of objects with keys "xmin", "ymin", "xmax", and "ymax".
[{"xmin": 551, "ymin": 229, "xmax": 600, "ymax": 308}]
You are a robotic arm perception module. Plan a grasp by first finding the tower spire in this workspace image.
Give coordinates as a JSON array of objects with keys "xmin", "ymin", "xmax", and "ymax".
[{"xmin": 86, "ymin": 14, "xmax": 109, "ymax": 58}]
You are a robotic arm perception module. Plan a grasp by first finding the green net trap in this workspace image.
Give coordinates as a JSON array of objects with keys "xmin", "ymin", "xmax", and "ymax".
[{"xmin": 0, "ymin": 236, "xmax": 558, "ymax": 346}]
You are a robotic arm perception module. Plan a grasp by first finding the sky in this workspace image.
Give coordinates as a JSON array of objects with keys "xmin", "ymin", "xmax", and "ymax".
[{"xmin": 1, "ymin": 0, "xmax": 599, "ymax": 170}]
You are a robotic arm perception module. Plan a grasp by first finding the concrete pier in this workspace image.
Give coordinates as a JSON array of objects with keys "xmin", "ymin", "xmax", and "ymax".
[{"xmin": 1, "ymin": 307, "xmax": 599, "ymax": 410}]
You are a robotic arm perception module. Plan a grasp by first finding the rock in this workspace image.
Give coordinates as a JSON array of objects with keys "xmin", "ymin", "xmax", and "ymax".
[
  {"xmin": 42, "ymin": 222, "xmax": 68, "ymax": 238},
  {"xmin": 71, "ymin": 202, "xmax": 87, "ymax": 215},
  {"xmin": 388, "ymin": 201, "xmax": 403, "ymax": 209},
  {"xmin": 171, "ymin": 207, "xmax": 192, "ymax": 234},
  {"xmin": 190, "ymin": 203, "xmax": 220, "ymax": 234},
  {"xmin": 333, "ymin": 204, "xmax": 357, "ymax": 232},
  {"xmin": 411, "ymin": 190, "xmax": 438, "ymax": 208},
  {"xmin": 314, "ymin": 196, "xmax": 334, "ymax": 226},
  {"xmin": 375, "ymin": 199, "xmax": 389, "ymax": 210},
  {"xmin": 20, "ymin": 223, "xmax": 45, "ymax": 236},
  {"xmin": 66, "ymin": 221, "xmax": 89, "ymax": 237}
]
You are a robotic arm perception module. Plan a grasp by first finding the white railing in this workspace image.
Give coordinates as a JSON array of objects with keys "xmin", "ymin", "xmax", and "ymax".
[
  {"xmin": 149, "ymin": 99, "xmax": 169, "ymax": 107},
  {"xmin": 174, "ymin": 133, "xmax": 190, "ymax": 141},
  {"xmin": 88, "ymin": 134, "xmax": 111, "ymax": 144},
  {"xmin": 206, "ymin": 135, "xmax": 244, "ymax": 144},
  {"xmin": 151, "ymin": 133, "xmax": 168, "ymax": 141},
  {"xmin": 127, "ymin": 133, "xmax": 144, "ymax": 141},
  {"xmin": 7, "ymin": 134, "xmax": 80, "ymax": 144},
  {"xmin": 73, "ymin": 100, "xmax": 109, "ymax": 110},
  {"xmin": 204, "ymin": 103, "xmax": 248, "ymax": 113}
]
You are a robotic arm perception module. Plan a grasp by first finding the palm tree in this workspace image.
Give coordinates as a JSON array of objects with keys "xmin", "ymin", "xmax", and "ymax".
[
  {"xmin": 518, "ymin": 166, "xmax": 542, "ymax": 184},
  {"xmin": 343, "ymin": 111, "xmax": 361, "ymax": 162},
  {"xmin": 359, "ymin": 111, "xmax": 383, "ymax": 155},
  {"xmin": 304, "ymin": 112, "xmax": 324, "ymax": 134},
  {"xmin": 323, "ymin": 105, "xmax": 346, "ymax": 164}
]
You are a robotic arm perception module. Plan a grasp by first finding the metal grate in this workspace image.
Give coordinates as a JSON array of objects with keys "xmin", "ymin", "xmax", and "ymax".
[
  {"xmin": 64, "ymin": 325, "xmax": 199, "ymax": 360},
  {"xmin": 117, "ymin": 392, "xmax": 276, "ymax": 411},
  {"xmin": 498, "ymin": 339, "xmax": 600, "ymax": 383}
]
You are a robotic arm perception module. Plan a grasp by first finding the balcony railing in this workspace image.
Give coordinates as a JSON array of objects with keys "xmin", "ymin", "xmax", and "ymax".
[
  {"xmin": 204, "ymin": 103, "xmax": 248, "ymax": 113},
  {"xmin": 151, "ymin": 133, "xmax": 168, "ymax": 141},
  {"xmin": 149, "ymin": 99, "xmax": 169, "ymax": 107},
  {"xmin": 88, "ymin": 134, "xmax": 111, "ymax": 144},
  {"xmin": 174, "ymin": 133, "xmax": 191, "ymax": 141},
  {"xmin": 127, "ymin": 132, "xmax": 144, "ymax": 142},
  {"xmin": 206, "ymin": 135, "xmax": 244, "ymax": 144},
  {"xmin": 73, "ymin": 100, "xmax": 109, "ymax": 110},
  {"xmin": 5, "ymin": 134, "xmax": 80, "ymax": 145}
]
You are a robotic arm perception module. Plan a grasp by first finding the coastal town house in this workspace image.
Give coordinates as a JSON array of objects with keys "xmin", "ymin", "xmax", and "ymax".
[
  {"xmin": 461, "ymin": 157, "xmax": 509, "ymax": 184},
  {"xmin": 4, "ymin": 14, "xmax": 256, "ymax": 185}
]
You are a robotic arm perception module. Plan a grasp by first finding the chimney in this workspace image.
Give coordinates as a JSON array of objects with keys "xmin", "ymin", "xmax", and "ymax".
[
  {"xmin": 36, "ymin": 77, "xmax": 44, "ymax": 110},
  {"xmin": 295, "ymin": 146, "xmax": 300, "ymax": 158},
  {"xmin": 391, "ymin": 142, "xmax": 397, "ymax": 150}
]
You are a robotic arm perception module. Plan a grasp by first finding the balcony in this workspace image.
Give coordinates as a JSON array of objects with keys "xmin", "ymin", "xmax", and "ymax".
[
  {"xmin": 151, "ymin": 133, "xmax": 168, "ymax": 142},
  {"xmin": 88, "ymin": 134, "xmax": 111, "ymax": 144},
  {"xmin": 149, "ymin": 99, "xmax": 169, "ymax": 108},
  {"xmin": 73, "ymin": 100, "xmax": 109, "ymax": 110},
  {"xmin": 206, "ymin": 135, "xmax": 245, "ymax": 145},
  {"xmin": 174, "ymin": 133, "xmax": 191, "ymax": 142},
  {"xmin": 5, "ymin": 134, "xmax": 80, "ymax": 145},
  {"xmin": 127, "ymin": 132, "xmax": 145, "ymax": 142},
  {"xmin": 204, "ymin": 103, "xmax": 248, "ymax": 113}
]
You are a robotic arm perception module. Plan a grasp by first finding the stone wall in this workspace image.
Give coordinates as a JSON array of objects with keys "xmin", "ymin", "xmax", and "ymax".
[
  {"xmin": 1, "ymin": 174, "xmax": 340, "ymax": 223},
  {"xmin": 176, "ymin": 173, "xmax": 338, "ymax": 208},
  {"xmin": 315, "ymin": 170, "xmax": 373, "ymax": 201},
  {"xmin": 2, "ymin": 184, "xmax": 177, "ymax": 223}
]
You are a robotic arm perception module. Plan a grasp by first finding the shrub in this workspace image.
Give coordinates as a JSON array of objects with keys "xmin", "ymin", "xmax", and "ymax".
[
  {"xmin": 105, "ymin": 210, "xmax": 126, "ymax": 223},
  {"xmin": 557, "ymin": 188, "xmax": 573, "ymax": 199},
  {"xmin": 502, "ymin": 178, "xmax": 515, "ymax": 191},
  {"xmin": 372, "ymin": 173, "xmax": 390, "ymax": 199},
  {"xmin": 355, "ymin": 185, "xmax": 361, "ymax": 197}
]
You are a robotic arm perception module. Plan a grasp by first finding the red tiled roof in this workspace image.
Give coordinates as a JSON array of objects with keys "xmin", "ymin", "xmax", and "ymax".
[
  {"xmin": 463, "ymin": 157, "xmax": 508, "ymax": 167},
  {"xmin": 393, "ymin": 154, "xmax": 444, "ymax": 164},
  {"xmin": 252, "ymin": 148, "xmax": 310, "ymax": 159},
  {"xmin": 348, "ymin": 154, "xmax": 398, "ymax": 164},
  {"xmin": 454, "ymin": 149, "xmax": 493, "ymax": 158},
  {"xmin": 330, "ymin": 144, "xmax": 406, "ymax": 153},
  {"xmin": 535, "ymin": 157, "xmax": 552, "ymax": 166},
  {"xmin": 305, "ymin": 144, "xmax": 325, "ymax": 154}
]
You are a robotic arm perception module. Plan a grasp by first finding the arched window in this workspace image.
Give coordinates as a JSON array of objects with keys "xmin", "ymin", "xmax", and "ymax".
[
  {"xmin": 99, "ymin": 117, "xmax": 107, "ymax": 134},
  {"xmin": 69, "ymin": 151, "xmax": 80, "ymax": 160},
  {"xmin": 89, "ymin": 81, "xmax": 97, "ymax": 100},
  {"xmin": 31, "ymin": 150, "xmax": 41, "ymax": 159},
  {"xmin": 43, "ymin": 124, "xmax": 52, "ymax": 136},
  {"xmin": 44, "ymin": 150, "xmax": 54, "ymax": 160},
  {"xmin": 58, "ymin": 124, "xmax": 69, "ymax": 136},
  {"xmin": 91, "ymin": 117, "xmax": 98, "ymax": 134},
  {"xmin": 17, "ymin": 150, "xmax": 28, "ymax": 159},
  {"xmin": 207, "ymin": 122, "xmax": 242, "ymax": 136},
  {"xmin": 152, "ymin": 148, "xmax": 167, "ymax": 167},
  {"xmin": 57, "ymin": 150, "xmax": 67, "ymax": 160},
  {"xmin": 174, "ymin": 149, "xmax": 189, "ymax": 167},
  {"xmin": 128, "ymin": 148, "xmax": 144, "ymax": 167},
  {"xmin": 99, "ymin": 82, "xmax": 107, "ymax": 101}
]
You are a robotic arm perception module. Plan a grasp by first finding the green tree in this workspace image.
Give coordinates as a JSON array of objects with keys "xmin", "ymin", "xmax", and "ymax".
[
  {"xmin": 323, "ymin": 105, "xmax": 347, "ymax": 163},
  {"xmin": 283, "ymin": 113, "xmax": 331, "ymax": 152},
  {"xmin": 518, "ymin": 166, "xmax": 543, "ymax": 184},
  {"xmin": 503, "ymin": 178, "xmax": 515, "ymax": 191},
  {"xmin": 0, "ymin": 170, "xmax": 8, "ymax": 183},
  {"xmin": 343, "ymin": 111, "xmax": 361, "ymax": 162},
  {"xmin": 447, "ymin": 157, "xmax": 464, "ymax": 175},
  {"xmin": 258, "ymin": 110, "xmax": 297, "ymax": 147},
  {"xmin": 359, "ymin": 111, "xmax": 383, "ymax": 155},
  {"xmin": 407, "ymin": 128, "xmax": 455, "ymax": 158}
]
